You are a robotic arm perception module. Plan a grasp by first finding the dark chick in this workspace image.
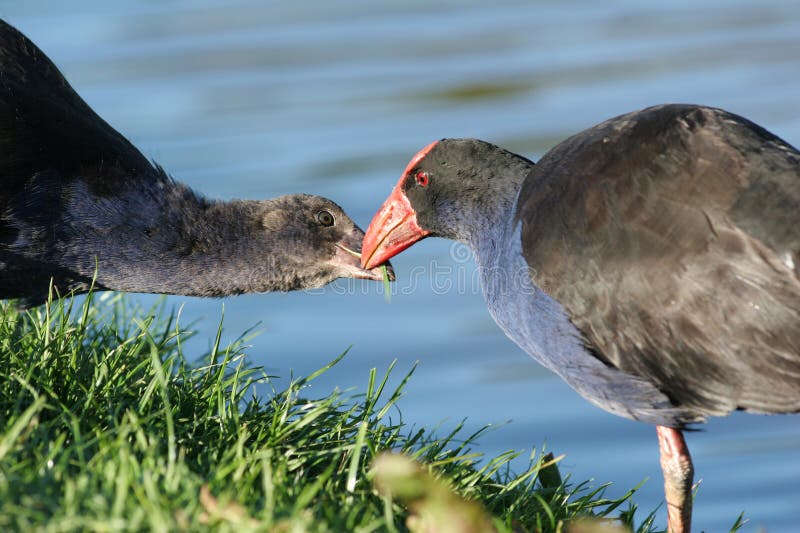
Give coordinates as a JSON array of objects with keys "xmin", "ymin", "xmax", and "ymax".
[
  {"xmin": 361, "ymin": 104, "xmax": 800, "ymax": 533},
  {"xmin": 0, "ymin": 19, "xmax": 392, "ymax": 307}
]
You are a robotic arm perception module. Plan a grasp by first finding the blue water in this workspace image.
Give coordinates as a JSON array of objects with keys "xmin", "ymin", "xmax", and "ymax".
[{"xmin": 4, "ymin": 1, "xmax": 799, "ymax": 530}]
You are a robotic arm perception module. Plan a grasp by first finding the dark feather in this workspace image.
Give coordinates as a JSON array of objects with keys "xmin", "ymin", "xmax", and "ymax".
[
  {"xmin": 517, "ymin": 104, "xmax": 800, "ymax": 420},
  {"xmin": 0, "ymin": 19, "xmax": 158, "ymax": 198}
]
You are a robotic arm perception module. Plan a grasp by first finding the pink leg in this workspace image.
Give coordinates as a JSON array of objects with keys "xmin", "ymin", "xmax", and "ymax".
[{"xmin": 656, "ymin": 425, "xmax": 693, "ymax": 533}]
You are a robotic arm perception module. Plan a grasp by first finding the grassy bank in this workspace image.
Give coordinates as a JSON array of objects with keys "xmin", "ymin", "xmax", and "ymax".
[{"xmin": 0, "ymin": 294, "xmax": 660, "ymax": 532}]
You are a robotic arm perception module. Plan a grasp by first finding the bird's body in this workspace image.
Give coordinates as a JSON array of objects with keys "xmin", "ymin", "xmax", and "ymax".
[
  {"xmin": 471, "ymin": 104, "xmax": 800, "ymax": 429},
  {"xmin": 0, "ymin": 19, "xmax": 388, "ymax": 305},
  {"xmin": 480, "ymin": 220, "xmax": 693, "ymax": 426},
  {"xmin": 361, "ymin": 103, "xmax": 800, "ymax": 532},
  {"xmin": 515, "ymin": 104, "xmax": 800, "ymax": 426}
]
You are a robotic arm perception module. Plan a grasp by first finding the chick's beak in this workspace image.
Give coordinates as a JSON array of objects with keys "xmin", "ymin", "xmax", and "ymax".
[
  {"xmin": 361, "ymin": 186, "xmax": 430, "ymax": 270},
  {"xmin": 332, "ymin": 225, "xmax": 395, "ymax": 282}
]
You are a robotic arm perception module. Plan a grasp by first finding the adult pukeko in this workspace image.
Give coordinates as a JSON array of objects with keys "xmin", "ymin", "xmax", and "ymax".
[
  {"xmin": 0, "ymin": 19, "xmax": 391, "ymax": 307},
  {"xmin": 361, "ymin": 104, "xmax": 799, "ymax": 532}
]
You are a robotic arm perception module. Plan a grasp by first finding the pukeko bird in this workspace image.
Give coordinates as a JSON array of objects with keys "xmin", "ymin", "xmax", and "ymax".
[
  {"xmin": 0, "ymin": 19, "xmax": 391, "ymax": 307},
  {"xmin": 361, "ymin": 104, "xmax": 799, "ymax": 532}
]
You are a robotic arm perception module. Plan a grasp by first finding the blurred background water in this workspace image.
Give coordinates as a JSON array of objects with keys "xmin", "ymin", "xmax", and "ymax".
[{"xmin": 2, "ymin": 1, "xmax": 799, "ymax": 530}]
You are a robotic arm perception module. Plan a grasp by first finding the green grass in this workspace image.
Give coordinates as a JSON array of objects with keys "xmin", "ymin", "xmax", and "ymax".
[{"xmin": 0, "ymin": 293, "xmax": 663, "ymax": 532}]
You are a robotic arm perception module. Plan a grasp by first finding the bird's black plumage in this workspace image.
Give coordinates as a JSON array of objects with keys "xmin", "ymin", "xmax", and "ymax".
[
  {"xmin": 0, "ymin": 19, "xmax": 388, "ymax": 305},
  {"xmin": 517, "ymin": 104, "xmax": 800, "ymax": 424},
  {"xmin": 0, "ymin": 19, "xmax": 155, "ymax": 199}
]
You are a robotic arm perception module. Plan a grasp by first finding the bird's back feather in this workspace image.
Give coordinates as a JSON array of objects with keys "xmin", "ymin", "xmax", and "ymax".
[
  {"xmin": 0, "ymin": 18, "xmax": 158, "ymax": 201},
  {"xmin": 517, "ymin": 104, "xmax": 800, "ymax": 420}
]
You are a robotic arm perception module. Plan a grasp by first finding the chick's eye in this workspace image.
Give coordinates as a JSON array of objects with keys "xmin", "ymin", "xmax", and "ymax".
[
  {"xmin": 316, "ymin": 210, "xmax": 335, "ymax": 226},
  {"xmin": 415, "ymin": 171, "xmax": 429, "ymax": 187}
]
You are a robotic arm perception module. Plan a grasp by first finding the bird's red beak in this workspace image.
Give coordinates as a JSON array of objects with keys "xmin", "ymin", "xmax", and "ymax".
[
  {"xmin": 361, "ymin": 140, "xmax": 439, "ymax": 270},
  {"xmin": 361, "ymin": 183, "xmax": 430, "ymax": 270}
]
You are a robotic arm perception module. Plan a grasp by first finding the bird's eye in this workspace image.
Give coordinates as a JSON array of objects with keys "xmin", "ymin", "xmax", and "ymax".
[
  {"xmin": 415, "ymin": 171, "xmax": 430, "ymax": 187},
  {"xmin": 316, "ymin": 210, "xmax": 335, "ymax": 227}
]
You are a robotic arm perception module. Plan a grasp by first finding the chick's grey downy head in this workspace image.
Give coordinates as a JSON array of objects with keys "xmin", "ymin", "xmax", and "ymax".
[{"xmin": 256, "ymin": 194, "xmax": 394, "ymax": 291}]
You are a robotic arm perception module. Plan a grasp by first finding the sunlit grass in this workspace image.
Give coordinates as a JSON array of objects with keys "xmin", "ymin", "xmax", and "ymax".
[{"xmin": 0, "ymin": 293, "xmax": 663, "ymax": 532}]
